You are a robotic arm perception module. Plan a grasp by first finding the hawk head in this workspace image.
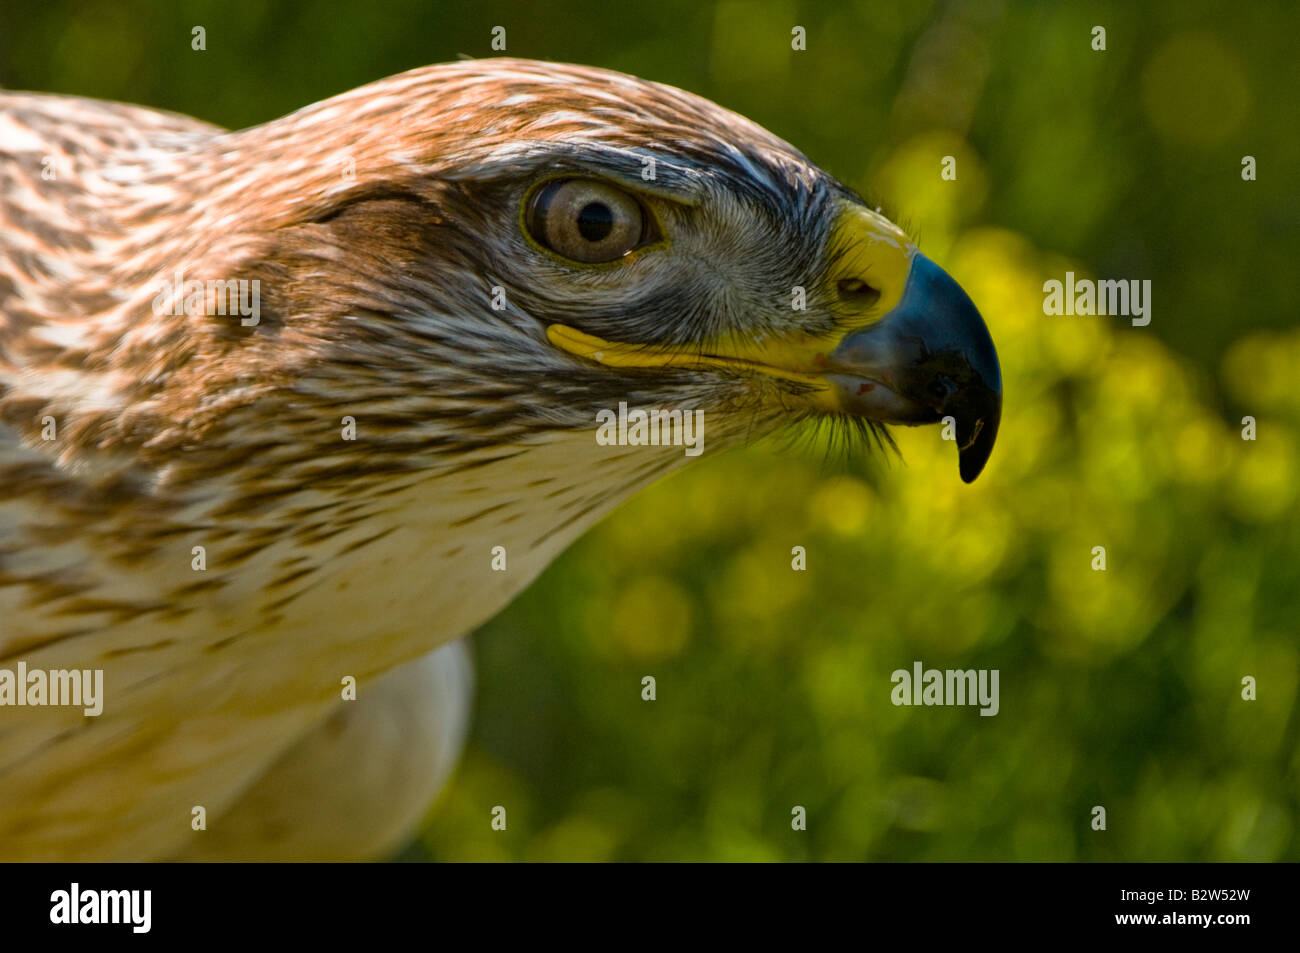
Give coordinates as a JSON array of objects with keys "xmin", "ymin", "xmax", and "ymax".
[
  {"xmin": 140, "ymin": 57, "xmax": 1000, "ymax": 487},
  {"xmin": 0, "ymin": 56, "xmax": 1003, "ymax": 863}
]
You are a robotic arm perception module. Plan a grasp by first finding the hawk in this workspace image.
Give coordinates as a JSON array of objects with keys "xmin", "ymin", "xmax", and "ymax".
[{"xmin": 0, "ymin": 58, "xmax": 1000, "ymax": 860}]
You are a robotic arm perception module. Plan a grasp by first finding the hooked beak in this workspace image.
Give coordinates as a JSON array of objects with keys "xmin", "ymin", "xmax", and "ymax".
[
  {"xmin": 543, "ymin": 201, "xmax": 1002, "ymax": 482},
  {"xmin": 827, "ymin": 254, "xmax": 1002, "ymax": 483}
]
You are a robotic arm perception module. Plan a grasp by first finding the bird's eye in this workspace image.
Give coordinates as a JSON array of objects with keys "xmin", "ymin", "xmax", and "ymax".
[{"xmin": 525, "ymin": 179, "xmax": 658, "ymax": 263}]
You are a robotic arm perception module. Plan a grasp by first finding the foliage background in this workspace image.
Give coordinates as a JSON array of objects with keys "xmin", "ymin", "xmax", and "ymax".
[{"xmin": 4, "ymin": 0, "xmax": 1297, "ymax": 860}]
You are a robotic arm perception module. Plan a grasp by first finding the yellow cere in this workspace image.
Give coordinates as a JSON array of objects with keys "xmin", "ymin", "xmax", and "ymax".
[
  {"xmin": 546, "ymin": 199, "xmax": 918, "ymax": 413},
  {"xmin": 826, "ymin": 200, "xmax": 916, "ymax": 319}
]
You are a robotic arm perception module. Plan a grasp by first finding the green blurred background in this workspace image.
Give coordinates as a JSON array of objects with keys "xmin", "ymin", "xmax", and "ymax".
[{"xmin": 4, "ymin": 0, "xmax": 1297, "ymax": 860}]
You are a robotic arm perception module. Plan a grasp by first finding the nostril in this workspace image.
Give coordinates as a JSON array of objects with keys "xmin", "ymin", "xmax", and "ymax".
[{"xmin": 837, "ymin": 278, "xmax": 882, "ymax": 308}]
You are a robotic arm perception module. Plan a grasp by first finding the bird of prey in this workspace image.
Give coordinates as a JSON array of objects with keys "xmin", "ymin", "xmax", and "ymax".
[{"xmin": 0, "ymin": 58, "xmax": 1000, "ymax": 861}]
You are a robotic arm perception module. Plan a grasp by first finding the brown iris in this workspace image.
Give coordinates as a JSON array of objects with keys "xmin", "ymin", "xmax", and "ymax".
[{"xmin": 525, "ymin": 179, "xmax": 658, "ymax": 263}]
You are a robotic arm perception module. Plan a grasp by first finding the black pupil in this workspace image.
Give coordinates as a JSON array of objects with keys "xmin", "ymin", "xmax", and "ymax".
[{"xmin": 576, "ymin": 202, "xmax": 614, "ymax": 242}]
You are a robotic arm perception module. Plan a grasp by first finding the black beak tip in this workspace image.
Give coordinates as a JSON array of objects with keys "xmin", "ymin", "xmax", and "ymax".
[
  {"xmin": 913, "ymin": 255, "xmax": 1001, "ymax": 484},
  {"xmin": 951, "ymin": 373, "xmax": 1001, "ymax": 484},
  {"xmin": 958, "ymin": 406, "xmax": 1000, "ymax": 484}
]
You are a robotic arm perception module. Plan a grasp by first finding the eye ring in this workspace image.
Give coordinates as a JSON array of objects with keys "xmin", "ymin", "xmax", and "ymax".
[{"xmin": 524, "ymin": 178, "xmax": 660, "ymax": 264}]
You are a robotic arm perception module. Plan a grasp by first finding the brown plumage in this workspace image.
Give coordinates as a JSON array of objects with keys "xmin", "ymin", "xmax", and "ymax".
[{"xmin": 0, "ymin": 58, "xmax": 999, "ymax": 860}]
